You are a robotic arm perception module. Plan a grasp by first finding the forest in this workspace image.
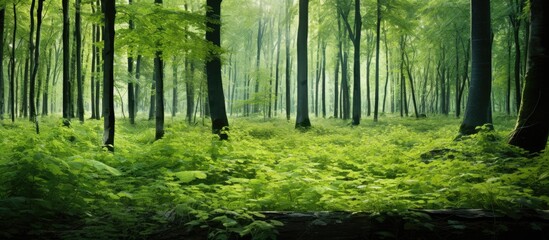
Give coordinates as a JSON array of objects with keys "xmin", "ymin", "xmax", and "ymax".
[{"xmin": 0, "ymin": 0, "xmax": 548, "ymax": 239}]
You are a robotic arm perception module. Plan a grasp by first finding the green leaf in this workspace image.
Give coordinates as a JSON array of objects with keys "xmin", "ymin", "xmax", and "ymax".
[{"xmin": 175, "ymin": 171, "xmax": 207, "ymax": 183}]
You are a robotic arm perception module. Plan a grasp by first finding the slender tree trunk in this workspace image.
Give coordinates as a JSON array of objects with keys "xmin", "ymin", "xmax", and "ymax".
[
  {"xmin": 90, "ymin": 12, "xmax": 97, "ymax": 119},
  {"xmin": 285, "ymin": 0, "xmax": 291, "ymax": 121},
  {"xmin": 42, "ymin": 48, "xmax": 51, "ymax": 116},
  {"xmin": 382, "ymin": 23, "xmax": 389, "ymax": 114},
  {"xmin": 321, "ymin": 42, "xmax": 326, "ymax": 118},
  {"xmin": 102, "ymin": 0, "xmax": 116, "ymax": 151},
  {"xmin": 334, "ymin": 34, "xmax": 340, "ymax": 118},
  {"xmin": 128, "ymin": 0, "xmax": 135, "ymax": 124},
  {"xmin": 75, "ymin": 0, "xmax": 84, "ymax": 122},
  {"xmin": 0, "ymin": 7, "xmax": 5, "ymax": 119},
  {"xmin": 30, "ymin": 0, "xmax": 44, "ymax": 133},
  {"xmin": 172, "ymin": 57, "xmax": 178, "ymax": 117},
  {"xmin": 94, "ymin": 14, "xmax": 101, "ymax": 120},
  {"xmin": 459, "ymin": 0, "xmax": 493, "ymax": 135},
  {"xmin": 295, "ymin": 0, "xmax": 310, "ymax": 128},
  {"xmin": 22, "ymin": 57, "xmax": 29, "ymax": 118},
  {"xmin": 62, "ymin": 0, "xmax": 71, "ymax": 122},
  {"xmin": 206, "ymin": 0, "xmax": 229, "ymax": 139},
  {"xmin": 9, "ymin": 3, "xmax": 15, "ymax": 122},
  {"xmin": 374, "ymin": 0, "xmax": 381, "ymax": 121},
  {"xmin": 506, "ymin": 28, "xmax": 512, "ymax": 115},
  {"xmin": 274, "ymin": 20, "xmax": 281, "ymax": 116},
  {"xmin": 135, "ymin": 54, "xmax": 141, "ymax": 114},
  {"xmin": 509, "ymin": 0, "xmax": 549, "ymax": 152},
  {"xmin": 186, "ymin": 59, "xmax": 194, "ymax": 124},
  {"xmin": 454, "ymin": 33, "xmax": 461, "ymax": 118},
  {"xmin": 154, "ymin": 50, "xmax": 164, "ymax": 140}
]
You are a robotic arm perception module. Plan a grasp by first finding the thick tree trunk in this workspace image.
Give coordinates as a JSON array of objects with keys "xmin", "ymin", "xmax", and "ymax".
[
  {"xmin": 206, "ymin": 0, "xmax": 229, "ymax": 139},
  {"xmin": 459, "ymin": 0, "xmax": 493, "ymax": 135},
  {"xmin": 102, "ymin": 0, "xmax": 116, "ymax": 151},
  {"xmin": 62, "ymin": 0, "xmax": 70, "ymax": 121},
  {"xmin": 509, "ymin": 0, "xmax": 549, "ymax": 152},
  {"xmin": 295, "ymin": 0, "xmax": 310, "ymax": 129},
  {"xmin": 155, "ymin": 52, "xmax": 164, "ymax": 140}
]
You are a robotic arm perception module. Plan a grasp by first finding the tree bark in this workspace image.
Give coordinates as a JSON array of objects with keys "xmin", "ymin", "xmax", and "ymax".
[
  {"xmin": 62, "ymin": 0, "xmax": 71, "ymax": 122},
  {"xmin": 75, "ymin": 0, "xmax": 84, "ymax": 122},
  {"xmin": 206, "ymin": 0, "xmax": 229, "ymax": 139},
  {"xmin": 155, "ymin": 51, "xmax": 164, "ymax": 140},
  {"xmin": 0, "ymin": 7, "xmax": 5, "ymax": 119},
  {"xmin": 374, "ymin": 0, "xmax": 381, "ymax": 122},
  {"xmin": 295, "ymin": 0, "xmax": 310, "ymax": 129},
  {"xmin": 459, "ymin": 0, "xmax": 493, "ymax": 135},
  {"xmin": 102, "ymin": 0, "xmax": 116, "ymax": 151},
  {"xmin": 509, "ymin": 0, "xmax": 549, "ymax": 152},
  {"xmin": 128, "ymin": 0, "xmax": 135, "ymax": 124}
]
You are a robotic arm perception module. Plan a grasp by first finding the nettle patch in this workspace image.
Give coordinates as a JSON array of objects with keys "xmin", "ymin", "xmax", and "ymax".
[{"xmin": 1, "ymin": 116, "xmax": 547, "ymax": 239}]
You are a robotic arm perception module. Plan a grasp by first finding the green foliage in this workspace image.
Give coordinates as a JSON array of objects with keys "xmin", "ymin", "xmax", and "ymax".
[{"xmin": 0, "ymin": 116, "xmax": 547, "ymax": 238}]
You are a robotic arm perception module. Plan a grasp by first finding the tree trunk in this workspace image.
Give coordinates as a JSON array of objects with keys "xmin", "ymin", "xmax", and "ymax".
[
  {"xmin": 90, "ymin": 10, "xmax": 97, "ymax": 119},
  {"xmin": 374, "ymin": 0, "xmax": 381, "ymax": 122},
  {"xmin": 22, "ymin": 57, "xmax": 29, "ymax": 118},
  {"xmin": 295, "ymin": 0, "xmax": 310, "ymax": 128},
  {"xmin": 42, "ymin": 48, "xmax": 51, "ymax": 116},
  {"xmin": 75, "ymin": 0, "xmax": 84, "ymax": 122},
  {"xmin": 285, "ymin": 0, "xmax": 291, "ymax": 121},
  {"xmin": 186, "ymin": 59, "xmax": 194, "ymax": 124},
  {"xmin": 94, "ymin": 15, "xmax": 101, "ymax": 120},
  {"xmin": 155, "ymin": 51, "xmax": 164, "ymax": 140},
  {"xmin": 149, "ymin": 66, "xmax": 156, "ymax": 121},
  {"xmin": 30, "ymin": 0, "xmax": 44, "ymax": 133},
  {"xmin": 172, "ymin": 57, "xmax": 178, "ymax": 117},
  {"xmin": 459, "ymin": 0, "xmax": 493, "ymax": 135},
  {"xmin": 509, "ymin": 0, "xmax": 549, "ymax": 152},
  {"xmin": 0, "ymin": 7, "xmax": 5, "ymax": 119},
  {"xmin": 382, "ymin": 22, "xmax": 389, "ymax": 114},
  {"xmin": 128, "ymin": 0, "xmax": 135, "ymax": 124},
  {"xmin": 205, "ymin": 0, "xmax": 229, "ymax": 139},
  {"xmin": 321, "ymin": 42, "xmax": 326, "ymax": 118},
  {"xmin": 62, "ymin": 0, "xmax": 71, "ymax": 121},
  {"xmin": 102, "ymin": 0, "xmax": 116, "ymax": 151}
]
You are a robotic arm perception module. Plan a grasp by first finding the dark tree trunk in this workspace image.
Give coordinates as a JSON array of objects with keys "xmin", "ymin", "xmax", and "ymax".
[
  {"xmin": 374, "ymin": 0, "xmax": 381, "ymax": 121},
  {"xmin": 342, "ymin": 52, "xmax": 350, "ymax": 120},
  {"xmin": 321, "ymin": 42, "xmax": 326, "ymax": 118},
  {"xmin": 128, "ymin": 0, "xmax": 135, "ymax": 124},
  {"xmin": 334, "ymin": 27, "xmax": 340, "ymax": 118},
  {"xmin": 206, "ymin": 0, "xmax": 229, "ymax": 139},
  {"xmin": 382, "ymin": 23, "xmax": 390, "ymax": 114},
  {"xmin": 509, "ymin": 0, "xmax": 549, "ymax": 152},
  {"xmin": 454, "ymin": 34, "xmax": 460, "ymax": 118},
  {"xmin": 22, "ymin": 57, "xmax": 29, "ymax": 118},
  {"xmin": 404, "ymin": 51, "xmax": 419, "ymax": 118},
  {"xmin": 340, "ymin": 0, "xmax": 362, "ymax": 125},
  {"xmin": 102, "ymin": 0, "xmax": 116, "ymax": 151},
  {"xmin": 9, "ymin": 3, "xmax": 16, "ymax": 122},
  {"xmin": 0, "ymin": 7, "xmax": 5, "ymax": 119},
  {"xmin": 30, "ymin": 0, "xmax": 44, "ymax": 133},
  {"xmin": 506, "ymin": 28, "xmax": 512, "ymax": 115},
  {"xmin": 295, "ymin": 0, "xmax": 310, "ymax": 129},
  {"xmin": 27, "ymin": 0, "xmax": 35, "ymax": 121},
  {"xmin": 75, "ymin": 0, "xmax": 84, "ymax": 122},
  {"xmin": 62, "ymin": 0, "xmax": 71, "ymax": 121},
  {"xmin": 285, "ymin": 0, "xmax": 291, "ymax": 121},
  {"xmin": 459, "ymin": 0, "xmax": 493, "ymax": 135},
  {"xmin": 135, "ymin": 55, "xmax": 141, "ymax": 115},
  {"xmin": 154, "ymin": 52, "xmax": 164, "ymax": 140}
]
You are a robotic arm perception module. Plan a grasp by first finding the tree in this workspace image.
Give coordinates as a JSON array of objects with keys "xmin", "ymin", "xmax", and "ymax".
[
  {"xmin": 62, "ymin": 0, "xmax": 71, "ymax": 123},
  {"xmin": 102, "ymin": 0, "xmax": 116, "ymax": 151},
  {"xmin": 295, "ymin": 0, "xmax": 310, "ymax": 129},
  {"xmin": 373, "ymin": 0, "xmax": 381, "ymax": 122},
  {"xmin": 509, "ymin": 0, "xmax": 548, "ymax": 153},
  {"xmin": 339, "ymin": 0, "xmax": 362, "ymax": 125},
  {"xmin": 205, "ymin": 0, "xmax": 229, "ymax": 139},
  {"xmin": 9, "ymin": 2, "xmax": 16, "ymax": 122},
  {"xmin": 0, "ymin": 5, "xmax": 5, "ymax": 120},
  {"xmin": 459, "ymin": 0, "xmax": 492, "ymax": 136},
  {"xmin": 285, "ymin": 0, "xmax": 292, "ymax": 121},
  {"xmin": 75, "ymin": 0, "xmax": 84, "ymax": 122},
  {"xmin": 30, "ymin": 0, "xmax": 45, "ymax": 133},
  {"xmin": 154, "ymin": 0, "xmax": 164, "ymax": 140}
]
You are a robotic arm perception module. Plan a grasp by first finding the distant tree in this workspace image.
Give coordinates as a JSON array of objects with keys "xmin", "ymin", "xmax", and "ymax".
[
  {"xmin": 205, "ymin": 0, "xmax": 229, "ymax": 139},
  {"xmin": 459, "ymin": 0, "xmax": 492, "ymax": 135},
  {"xmin": 509, "ymin": 0, "xmax": 548, "ymax": 153},
  {"xmin": 295, "ymin": 0, "xmax": 310, "ymax": 128},
  {"xmin": 102, "ymin": 0, "xmax": 116, "ymax": 151}
]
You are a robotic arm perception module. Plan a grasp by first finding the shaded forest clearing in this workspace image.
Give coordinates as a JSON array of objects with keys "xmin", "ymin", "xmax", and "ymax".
[{"xmin": 1, "ymin": 115, "xmax": 548, "ymax": 239}]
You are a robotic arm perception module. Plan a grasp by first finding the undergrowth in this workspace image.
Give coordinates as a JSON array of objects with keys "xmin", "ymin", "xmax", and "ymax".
[{"xmin": 0, "ymin": 115, "xmax": 547, "ymax": 239}]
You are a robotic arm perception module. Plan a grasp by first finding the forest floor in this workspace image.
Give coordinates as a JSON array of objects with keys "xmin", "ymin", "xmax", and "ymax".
[{"xmin": 1, "ymin": 114, "xmax": 548, "ymax": 239}]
